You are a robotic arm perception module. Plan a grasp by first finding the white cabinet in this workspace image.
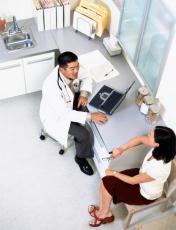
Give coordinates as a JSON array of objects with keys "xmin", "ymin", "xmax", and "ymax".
[
  {"xmin": 23, "ymin": 52, "xmax": 55, "ymax": 93},
  {"xmin": 0, "ymin": 52, "xmax": 55, "ymax": 100},
  {"xmin": 0, "ymin": 59, "xmax": 25, "ymax": 100}
]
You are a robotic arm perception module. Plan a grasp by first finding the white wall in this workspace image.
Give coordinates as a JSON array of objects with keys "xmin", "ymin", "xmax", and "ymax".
[
  {"xmin": 0, "ymin": 0, "xmax": 80, "ymax": 20},
  {"xmin": 156, "ymin": 28, "xmax": 176, "ymax": 132},
  {"xmin": 0, "ymin": 0, "xmax": 35, "ymax": 20}
]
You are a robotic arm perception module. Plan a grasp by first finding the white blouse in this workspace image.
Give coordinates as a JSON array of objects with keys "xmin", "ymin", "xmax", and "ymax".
[{"xmin": 139, "ymin": 149, "xmax": 171, "ymax": 200}]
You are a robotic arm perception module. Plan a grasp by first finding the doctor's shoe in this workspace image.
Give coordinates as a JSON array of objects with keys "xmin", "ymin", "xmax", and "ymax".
[{"xmin": 75, "ymin": 156, "xmax": 94, "ymax": 176}]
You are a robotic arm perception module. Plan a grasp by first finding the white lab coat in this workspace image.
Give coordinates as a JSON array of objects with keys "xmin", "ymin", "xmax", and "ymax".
[{"xmin": 40, "ymin": 65, "xmax": 93, "ymax": 147}]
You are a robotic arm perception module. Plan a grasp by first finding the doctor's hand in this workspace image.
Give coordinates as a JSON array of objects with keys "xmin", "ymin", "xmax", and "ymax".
[
  {"xmin": 91, "ymin": 112, "xmax": 108, "ymax": 124},
  {"xmin": 77, "ymin": 96, "xmax": 88, "ymax": 108}
]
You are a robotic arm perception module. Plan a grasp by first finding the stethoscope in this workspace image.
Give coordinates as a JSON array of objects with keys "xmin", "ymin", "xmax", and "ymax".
[{"xmin": 57, "ymin": 71, "xmax": 71, "ymax": 103}]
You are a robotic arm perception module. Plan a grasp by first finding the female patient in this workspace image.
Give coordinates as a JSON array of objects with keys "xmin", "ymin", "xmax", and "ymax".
[{"xmin": 88, "ymin": 126, "xmax": 176, "ymax": 227}]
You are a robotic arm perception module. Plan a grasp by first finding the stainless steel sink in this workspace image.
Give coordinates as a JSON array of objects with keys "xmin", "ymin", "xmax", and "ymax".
[{"xmin": 2, "ymin": 30, "xmax": 36, "ymax": 51}]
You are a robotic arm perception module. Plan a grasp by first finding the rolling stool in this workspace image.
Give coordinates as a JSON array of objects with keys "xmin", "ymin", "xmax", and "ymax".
[{"xmin": 39, "ymin": 128, "xmax": 73, "ymax": 155}]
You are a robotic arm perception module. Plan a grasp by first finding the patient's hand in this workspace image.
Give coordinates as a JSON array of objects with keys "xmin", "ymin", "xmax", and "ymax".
[
  {"xmin": 105, "ymin": 168, "xmax": 118, "ymax": 176},
  {"xmin": 112, "ymin": 147, "xmax": 124, "ymax": 158}
]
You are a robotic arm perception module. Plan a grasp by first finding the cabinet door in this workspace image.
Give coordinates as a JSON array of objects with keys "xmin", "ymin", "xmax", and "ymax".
[
  {"xmin": 23, "ymin": 52, "xmax": 55, "ymax": 93},
  {"xmin": 0, "ymin": 59, "xmax": 25, "ymax": 100}
]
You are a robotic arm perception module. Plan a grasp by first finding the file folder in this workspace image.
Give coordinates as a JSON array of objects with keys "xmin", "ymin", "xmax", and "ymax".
[
  {"xmin": 50, "ymin": 6, "xmax": 57, "ymax": 30},
  {"xmin": 76, "ymin": 0, "xmax": 108, "ymax": 37},
  {"xmin": 32, "ymin": 0, "xmax": 44, "ymax": 31},
  {"xmin": 61, "ymin": 0, "xmax": 71, "ymax": 27},
  {"xmin": 73, "ymin": 11, "xmax": 96, "ymax": 39},
  {"xmin": 43, "ymin": 7, "xmax": 51, "ymax": 30},
  {"xmin": 54, "ymin": 0, "xmax": 64, "ymax": 28},
  {"xmin": 40, "ymin": 0, "xmax": 56, "ymax": 30}
]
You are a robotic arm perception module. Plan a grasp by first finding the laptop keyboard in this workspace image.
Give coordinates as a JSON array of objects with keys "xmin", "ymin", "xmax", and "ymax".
[{"xmin": 100, "ymin": 91, "xmax": 124, "ymax": 112}]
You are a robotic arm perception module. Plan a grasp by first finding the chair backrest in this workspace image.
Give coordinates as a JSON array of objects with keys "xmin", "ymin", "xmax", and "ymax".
[
  {"xmin": 123, "ymin": 160, "xmax": 176, "ymax": 229},
  {"xmin": 164, "ymin": 159, "xmax": 176, "ymax": 203}
]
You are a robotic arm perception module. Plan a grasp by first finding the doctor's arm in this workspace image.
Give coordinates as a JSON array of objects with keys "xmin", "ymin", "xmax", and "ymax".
[
  {"xmin": 77, "ymin": 66, "xmax": 93, "ymax": 108},
  {"xmin": 78, "ymin": 79, "xmax": 92, "ymax": 108}
]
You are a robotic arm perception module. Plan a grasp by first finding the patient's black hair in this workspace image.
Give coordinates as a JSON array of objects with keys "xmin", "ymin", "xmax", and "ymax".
[
  {"xmin": 57, "ymin": 51, "xmax": 78, "ymax": 68},
  {"xmin": 152, "ymin": 126, "xmax": 176, "ymax": 163}
]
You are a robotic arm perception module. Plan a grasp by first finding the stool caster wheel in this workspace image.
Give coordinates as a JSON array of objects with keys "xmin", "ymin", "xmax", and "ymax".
[
  {"xmin": 40, "ymin": 135, "xmax": 46, "ymax": 140},
  {"xmin": 59, "ymin": 149, "xmax": 65, "ymax": 155}
]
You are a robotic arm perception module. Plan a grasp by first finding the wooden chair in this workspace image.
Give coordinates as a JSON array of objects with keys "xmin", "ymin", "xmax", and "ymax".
[{"xmin": 123, "ymin": 160, "xmax": 176, "ymax": 229}]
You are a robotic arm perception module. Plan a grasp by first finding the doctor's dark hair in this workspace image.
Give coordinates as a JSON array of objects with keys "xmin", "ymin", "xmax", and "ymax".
[
  {"xmin": 152, "ymin": 126, "xmax": 176, "ymax": 163},
  {"xmin": 57, "ymin": 51, "xmax": 78, "ymax": 68}
]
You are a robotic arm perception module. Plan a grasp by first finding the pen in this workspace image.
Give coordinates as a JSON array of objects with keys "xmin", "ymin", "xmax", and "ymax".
[
  {"xmin": 102, "ymin": 156, "xmax": 113, "ymax": 161},
  {"xmin": 104, "ymin": 69, "xmax": 114, "ymax": 77}
]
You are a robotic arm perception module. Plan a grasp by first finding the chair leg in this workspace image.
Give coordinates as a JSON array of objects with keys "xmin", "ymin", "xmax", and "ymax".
[
  {"xmin": 136, "ymin": 224, "xmax": 143, "ymax": 230},
  {"xmin": 39, "ymin": 128, "xmax": 74, "ymax": 155},
  {"xmin": 123, "ymin": 211, "xmax": 134, "ymax": 229},
  {"xmin": 161, "ymin": 199, "xmax": 168, "ymax": 212},
  {"xmin": 59, "ymin": 148, "xmax": 65, "ymax": 155},
  {"xmin": 40, "ymin": 129, "xmax": 46, "ymax": 140},
  {"xmin": 58, "ymin": 137, "xmax": 74, "ymax": 155}
]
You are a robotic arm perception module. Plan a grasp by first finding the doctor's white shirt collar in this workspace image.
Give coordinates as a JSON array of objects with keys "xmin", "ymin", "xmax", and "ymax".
[{"xmin": 59, "ymin": 71, "xmax": 72, "ymax": 86}]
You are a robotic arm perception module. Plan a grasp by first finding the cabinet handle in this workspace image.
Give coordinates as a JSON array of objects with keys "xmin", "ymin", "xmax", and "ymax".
[
  {"xmin": 0, "ymin": 63, "xmax": 21, "ymax": 70},
  {"xmin": 27, "ymin": 57, "xmax": 53, "ymax": 65}
]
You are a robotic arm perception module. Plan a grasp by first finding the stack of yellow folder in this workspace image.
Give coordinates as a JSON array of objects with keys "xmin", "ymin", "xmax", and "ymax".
[{"xmin": 75, "ymin": 0, "xmax": 108, "ymax": 37}]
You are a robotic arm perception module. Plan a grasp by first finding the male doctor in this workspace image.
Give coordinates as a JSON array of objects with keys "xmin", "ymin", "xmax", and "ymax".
[{"xmin": 40, "ymin": 52, "xmax": 108, "ymax": 176}]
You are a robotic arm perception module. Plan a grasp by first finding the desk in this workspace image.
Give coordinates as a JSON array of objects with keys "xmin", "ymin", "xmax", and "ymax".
[
  {"xmin": 87, "ymin": 67, "xmax": 164, "ymax": 177},
  {"xmin": 51, "ymin": 26, "xmax": 164, "ymax": 177},
  {"xmin": 53, "ymin": 27, "xmax": 164, "ymax": 177}
]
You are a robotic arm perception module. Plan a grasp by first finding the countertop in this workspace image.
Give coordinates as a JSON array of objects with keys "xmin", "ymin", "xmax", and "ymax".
[{"xmin": 0, "ymin": 17, "xmax": 121, "ymax": 66}]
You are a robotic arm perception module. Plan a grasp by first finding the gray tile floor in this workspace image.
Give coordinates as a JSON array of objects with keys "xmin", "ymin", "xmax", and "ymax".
[{"xmin": 0, "ymin": 92, "xmax": 175, "ymax": 230}]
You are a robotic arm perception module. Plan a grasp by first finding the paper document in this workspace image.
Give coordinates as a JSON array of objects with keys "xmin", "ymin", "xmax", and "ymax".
[{"xmin": 79, "ymin": 50, "xmax": 119, "ymax": 83}]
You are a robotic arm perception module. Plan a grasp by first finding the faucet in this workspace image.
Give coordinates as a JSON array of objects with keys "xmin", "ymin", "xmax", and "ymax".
[
  {"xmin": 6, "ymin": 16, "xmax": 22, "ymax": 35},
  {"xmin": 12, "ymin": 16, "xmax": 21, "ymax": 33}
]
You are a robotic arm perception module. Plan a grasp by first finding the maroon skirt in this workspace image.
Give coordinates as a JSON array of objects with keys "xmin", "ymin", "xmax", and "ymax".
[{"xmin": 102, "ymin": 168, "xmax": 156, "ymax": 205}]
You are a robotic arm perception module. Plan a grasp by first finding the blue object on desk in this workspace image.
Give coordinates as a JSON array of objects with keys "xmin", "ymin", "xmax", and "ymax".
[{"xmin": 89, "ymin": 81, "xmax": 135, "ymax": 115}]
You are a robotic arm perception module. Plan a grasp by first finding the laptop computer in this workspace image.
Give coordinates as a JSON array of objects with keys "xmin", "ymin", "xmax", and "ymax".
[{"xmin": 89, "ymin": 81, "xmax": 135, "ymax": 115}]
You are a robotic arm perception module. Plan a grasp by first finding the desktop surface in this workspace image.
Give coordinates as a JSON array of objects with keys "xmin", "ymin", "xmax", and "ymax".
[{"xmin": 88, "ymin": 74, "xmax": 164, "ymax": 153}]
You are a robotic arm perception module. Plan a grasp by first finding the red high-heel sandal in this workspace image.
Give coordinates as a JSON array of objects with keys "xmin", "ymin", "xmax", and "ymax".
[
  {"xmin": 89, "ymin": 215, "xmax": 114, "ymax": 227},
  {"xmin": 88, "ymin": 205, "xmax": 99, "ymax": 217}
]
